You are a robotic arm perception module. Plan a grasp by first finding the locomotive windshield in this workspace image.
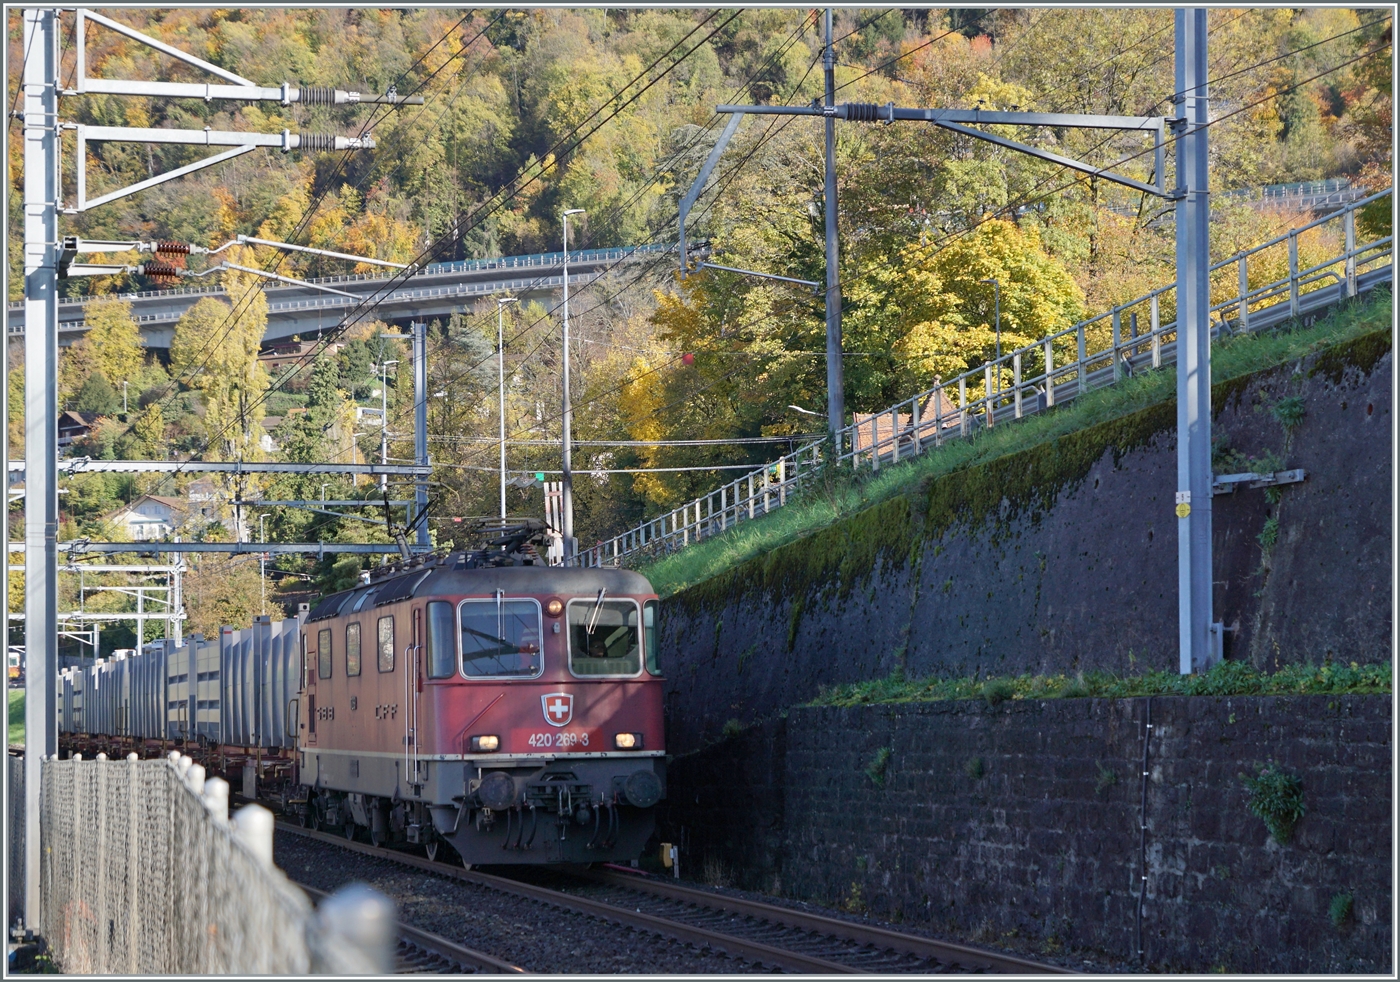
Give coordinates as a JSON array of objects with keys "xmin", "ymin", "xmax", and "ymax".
[
  {"xmin": 458, "ymin": 598, "xmax": 543, "ymax": 678},
  {"xmin": 567, "ymin": 598, "xmax": 642, "ymax": 677}
]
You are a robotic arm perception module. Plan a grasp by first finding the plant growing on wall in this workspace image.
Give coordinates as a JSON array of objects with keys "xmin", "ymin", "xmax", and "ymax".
[
  {"xmin": 1329, "ymin": 891, "xmax": 1354, "ymax": 930},
  {"xmin": 1241, "ymin": 763, "xmax": 1305, "ymax": 844},
  {"xmin": 865, "ymin": 747, "xmax": 893, "ymax": 788}
]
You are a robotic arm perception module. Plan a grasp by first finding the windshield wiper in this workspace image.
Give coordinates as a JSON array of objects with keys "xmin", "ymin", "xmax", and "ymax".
[{"xmin": 585, "ymin": 588, "xmax": 607, "ymax": 635}]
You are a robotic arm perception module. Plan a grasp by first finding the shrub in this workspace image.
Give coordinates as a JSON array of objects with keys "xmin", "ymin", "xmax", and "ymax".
[
  {"xmin": 1329, "ymin": 892, "xmax": 1353, "ymax": 930},
  {"xmin": 865, "ymin": 747, "xmax": 892, "ymax": 787},
  {"xmin": 1241, "ymin": 763, "xmax": 1305, "ymax": 844},
  {"xmin": 982, "ymin": 678, "xmax": 1016, "ymax": 705}
]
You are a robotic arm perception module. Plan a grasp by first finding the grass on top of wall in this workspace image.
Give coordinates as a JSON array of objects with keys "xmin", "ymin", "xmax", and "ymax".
[
  {"xmin": 809, "ymin": 659, "xmax": 1392, "ymax": 708},
  {"xmin": 639, "ymin": 289, "xmax": 1392, "ymax": 599},
  {"xmin": 9, "ymin": 688, "xmax": 22, "ymax": 746}
]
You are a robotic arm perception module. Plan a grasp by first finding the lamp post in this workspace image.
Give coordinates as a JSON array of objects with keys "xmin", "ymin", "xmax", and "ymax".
[
  {"xmin": 979, "ymin": 277, "xmax": 1000, "ymax": 392},
  {"xmin": 258, "ymin": 514, "xmax": 268, "ymax": 616},
  {"xmin": 497, "ymin": 297, "xmax": 518, "ymax": 520},
  {"xmin": 560, "ymin": 208, "xmax": 584, "ymax": 560},
  {"xmin": 122, "ymin": 380, "xmax": 128, "ymax": 414}
]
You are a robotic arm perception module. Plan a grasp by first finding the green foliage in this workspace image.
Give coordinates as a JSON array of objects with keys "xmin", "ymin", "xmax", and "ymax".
[
  {"xmin": 1271, "ymin": 396, "xmax": 1306, "ymax": 432},
  {"xmin": 982, "ymin": 678, "xmax": 1016, "ymax": 706},
  {"xmin": 1095, "ymin": 763, "xmax": 1118, "ymax": 795},
  {"xmin": 864, "ymin": 746, "xmax": 893, "ymax": 788},
  {"xmin": 1257, "ymin": 516, "xmax": 1281, "ymax": 552},
  {"xmin": 964, "ymin": 756, "xmax": 985, "ymax": 780},
  {"xmin": 74, "ymin": 372, "xmax": 121, "ymax": 416},
  {"xmin": 1241, "ymin": 763, "xmax": 1305, "ymax": 844},
  {"xmin": 721, "ymin": 718, "xmax": 745, "ymax": 739},
  {"xmin": 810, "ymin": 659, "xmax": 1391, "ymax": 708},
  {"xmin": 1329, "ymin": 892, "xmax": 1354, "ymax": 930}
]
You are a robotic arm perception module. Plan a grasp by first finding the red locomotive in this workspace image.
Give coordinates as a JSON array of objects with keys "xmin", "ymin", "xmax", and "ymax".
[{"xmin": 294, "ymin": 522, "xmax": 666, "ymax": 866}]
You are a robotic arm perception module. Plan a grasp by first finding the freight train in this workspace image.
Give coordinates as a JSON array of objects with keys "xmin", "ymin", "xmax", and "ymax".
[{"xmin": 57, "ymin": 522, "xmax": 666, "ymax": 866}]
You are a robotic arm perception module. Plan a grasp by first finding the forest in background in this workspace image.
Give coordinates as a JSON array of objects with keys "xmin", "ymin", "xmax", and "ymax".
[{"xmin": 4, "ymin": 7, "xmax": 1392, "ymax": 642}]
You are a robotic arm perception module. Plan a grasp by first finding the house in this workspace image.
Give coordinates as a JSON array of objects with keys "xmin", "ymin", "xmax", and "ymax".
[
  {"xmin": 101, "ymin": 495, "xmax": 189, "ymax": 541},
  {"xmin": 57, "ymin": 410, "xmax": 103, "ymax": 448},
  {"xmin": 258, "ymin": 339, "xmax": 342, "ymax": 373}
]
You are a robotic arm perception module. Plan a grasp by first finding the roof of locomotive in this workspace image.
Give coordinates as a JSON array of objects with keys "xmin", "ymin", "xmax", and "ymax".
[{"xmin": 306, "ymin": 562, "xmax": 656, "ymax": 622}]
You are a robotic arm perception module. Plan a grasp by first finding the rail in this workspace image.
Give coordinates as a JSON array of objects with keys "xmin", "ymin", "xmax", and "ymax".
[{"xmin": 575, "ymin": 187, "xmax": 1392, "ymax": 569}]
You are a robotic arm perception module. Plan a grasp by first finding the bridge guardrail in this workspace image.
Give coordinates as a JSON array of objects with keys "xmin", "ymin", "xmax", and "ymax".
[{"xmin": 576, "ymin": 187, "xmax": 1392, "ymax": 569}]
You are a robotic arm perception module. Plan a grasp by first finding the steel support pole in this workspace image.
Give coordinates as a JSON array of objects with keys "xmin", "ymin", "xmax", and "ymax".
[
  {"xmin": 1174, "ymin": 9, "xmax": 1215, "ymax": 674},
  {"xmin": 22, "ymin": 8, "xmax": 59, "ymax": 932},
  {"xmin": 411, "ymin": 322, "xmax": 429, "ymax": 549},
  {"xmin": 822, "ymin": 9, "xmax": 845, "ymax": 448},
  {"xmin": 561, "ymin": 210, "xmax": 583, "ymax": 559}
]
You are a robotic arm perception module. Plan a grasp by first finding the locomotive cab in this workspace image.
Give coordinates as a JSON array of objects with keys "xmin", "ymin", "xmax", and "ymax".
[{"xmin": 294, "ymin": 533, "xmax": 666, "ymax": 866}]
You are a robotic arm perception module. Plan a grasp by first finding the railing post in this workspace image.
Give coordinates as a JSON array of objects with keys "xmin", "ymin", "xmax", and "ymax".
[
  {"xmin": 911, "ymin": 394, "xmax": 922, "ymax": 454},
  {"xmin": 1288, "ymin": 231, "xmax": 1299, "ymax": 317},
  {"xmin": 959, "ymin": 377, "xmax": 968, "ymax": 437},
  {"xmin": 984, "ymin": 364, "xmax": 994, "ymax": 429},
  {"xmin": 1043, "ymin": 342, "xmax": 1055, "ymax": 407},
  {"xmin": 870, "ymin": 414, "xmax": 880, "ymax": 471},
  {"xmin": 1111, "ymin": 309, "xmax": 1122, "ymax": 382},
  {"xmin": 748, "ymin": 474, "xmax": 755, "ymax": 519},
  {"xmin": 1077, "ymin": 323, "xmax": 1087, "ymax": 395},
  {"xmin": 1151, "ymin": 295, "xmax": 1162, "ymax": 368},
  {"xmin": 1013, "ymin": 353, "xmax": 1023, "ymax": 418},
  {"xmin": 889, "ymin": 407, "xmax": 900, "ymax": 463},
  {"xmin": 1344, "ymin": 207, "xmax": 1357, "ymax": 297},
  {"xmin": 1237, "ymin": 256, "xmax": 1249, "ymax": 332},
  {"xmin": 778, "ymin": 458, "xmax": 786, "ymax": 506}
]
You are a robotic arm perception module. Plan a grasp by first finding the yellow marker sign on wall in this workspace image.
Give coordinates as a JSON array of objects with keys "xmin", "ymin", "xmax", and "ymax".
[{"xmin": 1176, "ymin": 502, "xmax": 1191, "ymax": 519}]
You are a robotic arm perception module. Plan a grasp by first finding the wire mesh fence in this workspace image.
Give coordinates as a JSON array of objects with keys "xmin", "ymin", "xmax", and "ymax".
[
  {"xmin": 37, "ymin": 753, "xmax": 388, "ymax": 974},
  {"xmin": 7, "ymin": 751, "xmax": 23, "ymax": 931}
]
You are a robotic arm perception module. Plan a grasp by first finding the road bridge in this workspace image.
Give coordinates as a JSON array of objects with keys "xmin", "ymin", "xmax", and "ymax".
[{"xmin": 4, "ymin": 243, "xmax": 673, "ymax": 348}]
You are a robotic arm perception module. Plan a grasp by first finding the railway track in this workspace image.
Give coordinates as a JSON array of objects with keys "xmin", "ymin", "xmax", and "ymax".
[
  {"xmin": 278, "ymin": 822, "xmax": 1072, "ymax": 974},
  {"xmin": 295, "ymin": 880, "xmax": 525, "ymax": 974}
]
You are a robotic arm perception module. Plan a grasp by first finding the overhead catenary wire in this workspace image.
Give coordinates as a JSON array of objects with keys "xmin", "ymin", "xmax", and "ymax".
[
  {"xmin": 187, "ymin": 9, "xmax": 746, "ymax": 471},
  {"xmin": 129, "ymin": 11, "xmax": 497, "ymax": 424}
]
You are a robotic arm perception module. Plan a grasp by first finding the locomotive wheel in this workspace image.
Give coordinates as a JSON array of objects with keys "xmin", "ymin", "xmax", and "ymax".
[
  {"xmin": 425, "ymin": 841, "xmax": 438, "ymax": 862},
  {"xmin": 344, "ymin": 821, "xmax": 357, "ymax": 842}
]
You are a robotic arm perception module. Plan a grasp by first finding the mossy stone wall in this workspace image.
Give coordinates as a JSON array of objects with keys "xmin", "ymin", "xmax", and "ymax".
[{"xmin": 659, "ymin": 331, "xmax": 1392, "ymax": 753}]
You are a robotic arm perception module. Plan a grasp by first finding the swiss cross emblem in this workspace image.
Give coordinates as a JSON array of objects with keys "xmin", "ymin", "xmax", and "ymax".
[{"xmin": 541, "ymin": 693, "xmax": 574, "ymax": 727}]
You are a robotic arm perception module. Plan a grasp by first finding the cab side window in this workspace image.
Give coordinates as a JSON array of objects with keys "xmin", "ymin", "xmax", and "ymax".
[
  {"xmin": 346, "ymin": 622, "xmax": 361, "ymax": 677},
  {"xmin": 644, "ymin": 600, "xmax": 661, "ymax": 676},
  {"xmin": 317, "ymin": 628, "xmax": 332, "ymax": 680},
  {"xmin": 426, "ymin": 602, "xmax": 456, "ymax": 679},
  {"xmin": 377, "ymin": 616, "xmax": 395, "ymax": 673}
]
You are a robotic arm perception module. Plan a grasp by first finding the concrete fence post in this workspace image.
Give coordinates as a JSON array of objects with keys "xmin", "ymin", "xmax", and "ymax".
[
  {"xmin": 310, "ymin": 883, "xmax": 396, "ymax": 975},
  {"xmin": 231, "ymin": 803, "xmax": 274, "ymax": 868}
]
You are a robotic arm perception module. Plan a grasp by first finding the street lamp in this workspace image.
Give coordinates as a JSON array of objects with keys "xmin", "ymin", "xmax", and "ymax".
[
  {"xmin": 560, "ymin": 208, "xmax": 584, "ymax": 560},
  {"xmin": 497, "ymin": 297, "xmax": 518, "ymax": 520},
  {"xmin": 979, "ymin": 278, "xmax": 1000, "ymax": 392}
]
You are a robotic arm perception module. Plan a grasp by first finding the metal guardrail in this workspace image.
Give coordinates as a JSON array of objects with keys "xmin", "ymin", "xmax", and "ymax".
[
  {"xmin": 7, "ymin": 243, "xmax": 674, "ymax": 314},
  {"xmin": 576, "ymin": 188, "xmax": 1393, "ymax": 569}
]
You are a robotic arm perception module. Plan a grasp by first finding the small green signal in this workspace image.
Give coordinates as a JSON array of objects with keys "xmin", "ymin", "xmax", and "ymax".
[{"xmin": 535, "ymin": 472, "xmax": 545, "ymax": 482}]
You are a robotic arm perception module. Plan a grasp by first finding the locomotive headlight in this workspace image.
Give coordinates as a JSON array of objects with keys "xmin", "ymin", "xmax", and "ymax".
[
  {"xmin": 545, "ymin": 598, "xmax": 564, "ymax": 617},
  {"xmin": 470, "ymin": 734, "xmax": 500, "ymax": 752},
  {"xmin": 614, "ymin": 732, "xmax": 643, "ymax": 750}
]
